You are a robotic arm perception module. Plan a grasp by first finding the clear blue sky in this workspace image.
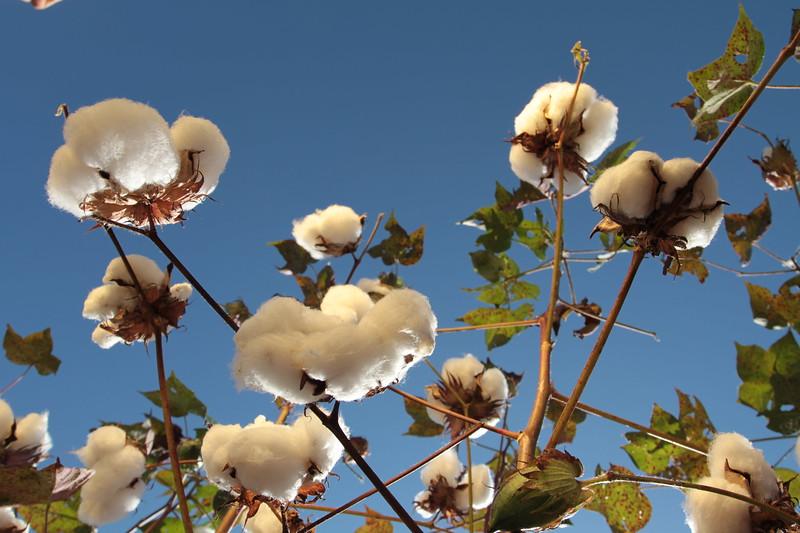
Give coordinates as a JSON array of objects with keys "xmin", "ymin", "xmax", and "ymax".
[{"xmin": 0, "ymin": 1, "xmax": 798, "ymax": 531}]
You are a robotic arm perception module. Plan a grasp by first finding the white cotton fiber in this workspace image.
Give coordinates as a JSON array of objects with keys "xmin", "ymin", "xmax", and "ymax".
[
  {"xmin": 292, "ymin": 409, "xmax": 346, "ymax": 479},
  {"xmin": 0, "ymin": 400, "xmax": 13, "ymax": 443},
  {"xmin": 424, "ymin": 392, "xmax": 448, "ymax": 426},
  {"xmin": 75, "ymin": 425, "xmax": 128, "ymax": 467},
  {"xmin": 659, "ymin": 158, "xmax": 723, "ymax": 249},
  {"xmin": 292, "ymin": 204, "xmax": 363, "ymax": 260},
  {"xmin": 454, "ymin": 465, "xmax": 495, "ymax": 511},
  {"xmin": 320, "ymin": 284, "xmax": 374, "ymax": 322},
  {"xmin": 480, "ymin": 368, "xmax": 509, "ymax": 403},
  {"xmin": 707, "ymin": 432, "xmax": 779, "ymax": 501},
  {"xmin": 170, "ymin": 115, "xmax": 229, "ymax": 197},
  {"xmin": 442, "ymin": 354, "xmax": 485, "ymax": 388},
  {"xmin": 46, "ymin": 145, "xmax": 108, "ymax": 217},
  {"xmin": 102, "ymin": 255, "xmax": 165, "ymax": 288},
  {"xmin": 414, "ymin": 490, "xmax": 435, "ymax": 519},
  {"xmin": 200, "ymin": 423, "xmax": 242, "ymax": 489},
  {"xmin": 509, "ymin": 143, "xmax": 546, "ymax": 187},
  {"xmin": 575, "ymin": 97, "xmax": 618, "ymax": 162},
  {"xmin": 7, "ymin": 412, "xmax": 51, "ymax": 459},
  {"xmin": 683, "ymin": 476, "xmax": 751, "ymax": 533},
  {"xmin": 64, "ymin": 98, "xmax": 179, "ymax": 191},
  {"xmin": 244, "ymin": 504, "xmax": 283, "ymax": 533},
  {"xmin": 0, "ymin": 507, "xmax": 27, "ymax": 532},
  {"xmin": 590, "ymin": 150, "xmax": 664, "ymax": 220},
  {"xmin": 78, "ymin": 479, "xmax": 145, "ymax": 527},
  {"xmin": 170, "ymin": 282, "xmax": 193, "ymax": 302},
  {"xmin": 359, "ymin": 289, "xmax": 437, "ymax": 356},
  {"xmin": 421, "ymin": 448, "xmax": 463, "ymax": 488},
  {"xmin": 82, "ymin": 284, "xmax": 137, "ymax": 320},
  {"xmin": 545, "ymin": 82, "xmax": 598, "ymax": 130}
]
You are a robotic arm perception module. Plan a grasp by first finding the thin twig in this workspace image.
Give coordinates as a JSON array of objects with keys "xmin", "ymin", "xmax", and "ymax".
[
  {"xmin": 436, "ymin": 319, "xmax": 541, "ymax": 334},
  {"xmin": 344, "ymin": 212, "xmax": 385, "ymax": 284},
  {"xmin": 290, "ymin": 503, "xmax": 443, "ymax": 531},
  {"xmin": 751, "ymin": 433, "xmax": 799, "ymax": 443},
  {"xmin": 215, "ymin": 502, "xmax": 244, "ymax": 533},
  {"xmin": 0, "ymin": 365, "xmax": 33, "ymax": 396},
  {"xmin": 704, "ymin": 260, "xmax": 794, "ymax": 278},
  {"xmin": 556, "ymin": 299, "xmax": 659, "ymax": 341},
  {"xmin": 717, "ymin": 118, "xmax": 772, "ymax": 145}
]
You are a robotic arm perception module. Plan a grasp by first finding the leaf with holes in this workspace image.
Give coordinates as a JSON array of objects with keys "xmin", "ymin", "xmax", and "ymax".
[
  {"xmin": 586, "ymin": 465, "xmax": 652, "ymax": 533},
  {"xmin": 141, "ymin": 372, "xmax": 207, "ymax": 418},
  {"xmin": 402, "ymin": 397, "xmax": 443, "ymax": 437},
  {"xmin": 367, "ymin": 213, "xmax": 425, "ymax": 266},
  {"xmin": 745, "ymin": 276, "xmax": 800, "ymax": 331},
  {"xmin": 3, "ymin": 325, "xmax": 60, "ymax": 376},
  {"xmin": 724, "ymin": 196, "xmax": 771, "ymax": 266},
  {"xmin": 666, "ymin": 247, "xmax": 709, "ymax": 283}
]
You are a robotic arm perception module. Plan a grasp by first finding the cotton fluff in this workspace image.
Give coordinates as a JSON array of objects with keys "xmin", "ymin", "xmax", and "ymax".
[
  {"xmin": 510, "ymin": 81, "xmax": 618, "ymax": 196},
  {"xmin": 0, "ymin": 399, "xmax": 13, "ymax": 443},
  {"xmin": 707, "ymin": 432, "xmax": 779, "ymax": 501},
  {"xmin": 0, "ymin": 507, "xmax": 27, "ymax": 532},
  {"xmin": 454, "ymin": 465, "xmax": 495, "ymax": 511},
  {"xmin": 416, "ymin": 449, "xmax": 495, "ymax": 518},
  {"xmin": 684, "ymin": 476, "xmax": 751, "ymax": 533},
  {"xmin": 421, "ymin": 448, "xmax": 464, "ymax": 488},
  {"xmin": 170, "ymin": 115, "xmax": 231, "ymax": 198},
  {"xmin": 102, "ymin": 255, "xmax": 165, "ymax": 288},
  {"xmin": 291, "ymin": 205, "xmax": 364, "ymax": 260},
  {"xmin": 6, "ymin": 412, "xmax": 52, "ymax": 462},
  {"xmin": 589, "ymin": 151, "xmax": 663, "ymax": 220},
  {"xmin": 233, "ymin": 285, "xmax": 437, "ymax": 403},
  {"xmin": 357, "ymin": 278, "xmax": 394, "ymax": 298},
  {"xmin": 243, "ymin": 504, "xmax": 282, "ymax": 533},
  {"xmin": 45, "ymin": 145, "xmax": 108, "ymax": 217},
  {"xmin": 76, "ymin": 427, "xmax": 146, "ymax": 527},
  {"xmin": 201, "ymin": 410, "xmax": 346, "ymax": 501}
]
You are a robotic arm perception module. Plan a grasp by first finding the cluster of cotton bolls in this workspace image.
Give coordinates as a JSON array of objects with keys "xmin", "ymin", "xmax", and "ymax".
[
  {"xmin": 82, "ymin": 255, "xmax": 192, "ymax": 348},
  {"xmin": 510, "ymin": 81, "xmax": 618, "ymax": 198},
  {"xmin": 0, "ymin": 398, "xmax": 52, "ymax": 466},
  {"xmin": 201, "ymin": 410, "xmax": 346, "ymax": 502},
  {"xmin": 233, "ymin": 284, "xmax": 437, "ymax": 403},
  {"xmin": 590, "ymin": 151, "xmax": 725, "ymax": 250},
  {"xmin": 426, "ymin": 354, "xmax": 508, "ymax": 439},
  {"xmin": 75, "ymin": 425, "xmax": 146, "ymax": 526},
  {"xmin": 292, "ymin": 204, "xmax": 365, "ymax": 260},
  {"xmin": 46, "ymin": 98, "xmax": 229, "ymax": 225},
  {"xmin": 0, "ymin": 507, "xmax": 27, "ymax": 533},
  {"xmin": 683, "ymin": 433, "xmax": 781, "ymax": 533},
  {"xmin": 414, "ymin": 448, "xmax": 494, "ymax": 520}
]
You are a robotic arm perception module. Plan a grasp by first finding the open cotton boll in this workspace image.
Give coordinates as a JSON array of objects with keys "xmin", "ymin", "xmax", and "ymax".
[
  {"xmin": 509, "ymin": 143, "xmax": 546, "ymax": 186},
  {"xmin": 46, "ymin": 145, "xmax": 108, "ymax": 217},
  {"xmin": 0, "ymin": 400, "xmax": 13, "ymax": 443},
  {"xmin": 7, "ymin": 412, "xmax": 51, "ymax": 458},
  {"xmin": 64, "ymin": 98, "xmax": 179, "ymax": 191},
  {"xmin": 454, "ymin": 465, "xmax": 495, "ymax": 511},
  {"xmin": 480, "ymin": 368, "xmax": 509, "ymax": 403},
  {"xmin": 414, "ymin": 490, "xmax": 435, "ymax": 519},
  {"xmin": 292, "ymin": 410, "xmax": 347, "ymax": 479},
  {"xmin": 575, "ymin": 97, "xmax": 618, "ymax": 162},
  {"xmin": 320, "ymin": 285, "xmax": 374, "ymax": 322},
  {"xmin": 421, "ymin": 448, "xmax": 464, "ymax": 488},
  {"xmin": 91, "ymin": 325, "xmax": 123, "ymax": 349},
  {"xmin": 590, "ymin": 151, "xmax": 664, "ymax": 220},
  {"xmin": 659, "ymin": 158, "xmax": 723, "ymax": 249},
  {"xmin": 82, "ymin": 284, "xmax": 137, "ymax": 320},
  {"xmin": 78, "ymin": 480, "xmax": 146, "ymax": 527},
  {"xmin": 0, "ymin": 507, "xmax": 27, "ymax": 532},
  {"xmin": 170, "ymin": 115, "xmax": 230, "ymax": 196},
  {"xmin": 201, "ymin": 423, "xmax": 243, "ymax": 489},
  {"xmin": 359, "ymin": 289, "xmax": 437, "ymax": 356},
  {"xmin": 442, "ymin": 354, "xmax": 485, "ymax": 388},
  {"xmin": 707, "ymin": 432, "xmax": 779, "ymax": 501},
  {"xmin": 292, "ymin": 204, "xmax": 363, "ymax": 260},
  {"xmin": 76, "ymin": 425, "xmax": 128, "ymax": 467},
  {"xmin": 81, "ymin": 446, "xmax": 146, "ymax": 498},
  {"xmin": 544, "ymin": 82, "xmax": 598, "ymax": 129},
  {"xmin": 170, "ymin": 282, "xmax": 193, "ymax": 302},
  {"xmin": 102, "ymin": 255, "xmax": 166, "ymax": 288},
  {"xmin": 683, "ymin": 476, "xmax": 751, "ymax": 533},
  {"xmin": 243, "ymin": 504, "xmax": 283, "ymax": 533}
]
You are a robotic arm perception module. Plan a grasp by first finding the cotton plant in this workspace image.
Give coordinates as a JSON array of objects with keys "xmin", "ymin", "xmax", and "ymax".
[
  {"xmin": 82, "ymin": 255, "xmax": 192, "ymax": 348},
  {"xmin": 200, "ymin": 409, "xmax": 347, "ymax": 502},
  {"xmin": 46, "ymin": 98, "xmax": 230, "ymax": 226},
  {"xmin": 683, "ymin": 432, "xmax": 790, "ymax": 533},
  {"xmin": 233, "ymin": 284, "xmax": 437, "ymax": 403},
  {"xmin": 292, "ymin": 204, "xmax": 365, "ymax": 260},
  {"xmin": 75, "ymin": 425, "xmax": 146, "ymax": 526},
  {"xmin": 425, "ymin": 354, "xmax": 509, "ymax": 439},
  {"xmin": 0, "ymin": 398, "xmax": 52, "ymax": 467},
  {"xmin": 413, "ymin": 448, "xmax": 494, "ymax": 521},
  {"xmin": 509, "ymin": 81, "xmax": 618, "ymax": 198}
]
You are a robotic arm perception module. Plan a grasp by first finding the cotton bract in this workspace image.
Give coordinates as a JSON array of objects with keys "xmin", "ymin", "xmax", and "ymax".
[
  {"xmin": 83, "ymin": 255, "xmax": 192, "ymax": 348},
  {"xmin": 415, "ymin": 449, "xmax": 494, "ymax": 519},
  {"xmin": 76, "ymin": 425, "xmax": 146, "ymax": 527},
  {"xmin": 47, "ymin": 98, "xmax": 229, "ymax": 225},
  {"xmin": 201, "ymin": 410, "xmax": 346, "ymax": 501},
  {"xmin": 292, "ymin": 205, "xmax": 364, "ymax": 259},
  {"xmin": 233, "ymin": 285, "xmax": 437, "ymax": 403},
  {"xmin": 510, "ymin": 82, "xmax": 618, "ymax": 198}
]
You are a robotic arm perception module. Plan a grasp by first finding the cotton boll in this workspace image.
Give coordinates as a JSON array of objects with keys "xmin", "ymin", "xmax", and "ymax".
[
  {"xmin": 454, "ymin": 465, "xmax": 495, "ymax": 511},
  {"xmin": 0, "ymin": 400, "xmax": 13, "ymax": 443},
  {"xmin": 545, "ymin": 82, "xmax": 598, "ymax": 129},
  {"xmin": 7, "ymin": 412, "xmax": 51, "ymax": 458},
  {"xmin": 64, "ymin": 98, "xmax": 179, "ymax": 191},
  {"xmin": 669, "ymin": 209, "xmax": 723, "ymax": 249},
  {"xmin": 421, "ymin": 448, "xmax": 463, "ymax": 488},
  {"xmin": 292, "ymin": 205, "xmax": 363, "ymax": 260},
  {"xmin": 0, "ymin": 507, "xmax": 28, "ymax": 532},
  {"xmin": 509, "ymin": 143, "xmax": 546, "ymax": 186},
  {"xmin": 170, "ymin": 115, "xmax": 230, "ymax": 196},
  {"xmin": 707, "ymin": 432, "xmax": 778, "ymax": 501},
  {"xmin": 590, "ymin": 151, "xmax": 664, "ymax": 220},
  {"xmin": 81, "ymin": 446, "xmax": 146, "ymax": 499},
  {"xmin": 414, "ymin": 490, "xmax": 435, "ymax": 519},
  {"xmin": 659, "ymin": 158, "xmax": 723, "ymax": 249},
  {"xmin": 576, "ymin": 97, "xmax": 618, "ymax": 162},
  {"xmin": 360, "ymin": 289, "xmax": 437, "ymax": 357},
  {"xmin": 683, "ymin": 476, "xmax": 751, "ymax": 533},
  {"xmin": 46, "ymin": 145, "xmax": 108, "ymax": 217},
  {"xmin": 102, "ymin": 255, "xmax": 166, "ymax": 288},
  {"xmin": 201, "ymin": 423, "xmax": 242, "ymax": 489},
  {"xmin": 356, "ymin": 278, "xmax": 393, "ymax": 297},
  {"xmin": 82, "ymin": 284, "xmax": 137, "ymax": 320},
  {"xmin": 170, "ymin": 282, "xmax": 193, "ymax": 302},
  {"xmin": 442, "ymin": 354, "xmax": 485, "ymax": 388},
  {"xmin": 320, "ymin": 285, "xmax": 374, "ymax": 323},
  {"xmin": 424, "ymin": 391, "xmax": 448, "ymax": 425},
  {"xmin": 514, "ymin": 83, "xmax": 557, "ymax": 134},
  {"xmin": 292, "ymin": 409, "xmax": 346, "ymax": 479},
  {"xmin": 91, "ymin": 325, "xmax": 123, "ymax": 349},
  {"xmin": 480, "ymin": 368, "xmax": 509, "ymax": 403},
  {"xmin": 76, "ymin": 425, "xmax": 128, "ymax": 467},
  {"xmin": 244, "ymin": 504, "xmax": 283, "ymax": 533},
  {"xmin": 78, "ymin": 480, "xmax": 146, "ymax": 527},
  {"xmin": 558, "ymin": 171, "xmax": 589, "ymax": 199}
]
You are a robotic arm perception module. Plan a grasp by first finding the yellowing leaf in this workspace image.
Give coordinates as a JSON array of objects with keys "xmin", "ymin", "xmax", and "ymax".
[
  {"xmin": 586, "ymin": 465, "xmax": 652, "ymax": 533},
  {"xmin": 724, "ymin": 195, "xmax": 771, "ymax": 266},
  {"xmin": 3, "ymin": 325, "xmax": 60, "ymax": 376}
]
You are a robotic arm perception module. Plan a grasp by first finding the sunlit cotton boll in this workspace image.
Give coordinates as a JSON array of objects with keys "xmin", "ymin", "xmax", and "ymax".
[
  {"xmin": 590, "ymin": 150, "xmax": 664, "ymax": 220},
  {"xmin": 7, "ymin": 412, "xmax": 52, "ymax": 461},
  {"xmin": 170, "ymin": 282, "xmax": 193, "ymax": 302},
  {"xmin": 46, "ymin": 145, "xmax": 108, "ymax": 217},
  {"xmin": 421, "ymin": 448, "xmax": 464, "ymax": 488},
  {"xmin": 170, "ymin": 115, "xmax": 230, "ymax": 197},
  {"xmin": 77, "ymin": 443, "xmax": 146, "ymax": 526},
  {"xmin": 320, "ymin": 284, "xmax": 374, "ymax": 322},
  {"xmin": 200, "ymin": 423, "xmax": 243, "ymax": 490},
  {"xmin": 75, "ymin": 425, "xmax": 128, "ymax": 467},
  {"xmin": 292, "ymin": 204, "xmax": 363, "ymax": 260},
  {"xmin": 683, "ymin": 476, "xmax": 751, "ymax": 533},
  {"xmin": 63, "ymin": 98, "xmax": 179, "ymax": 191},
  {"xmin": 454, "ymin": 465, "xmax": 495, "ymax": 511},
  {"xmin": 0, "ymin": 399, "xmax": 13, "ymax": 443},
  {"xmin": 707, "ymin": 432, "xmax": 779, "ymax": 501},
  {"xmin": 659, "ymin": 157, "xmax": 723, "ymax": 249},
  {"xmin": 82, "ymin": 284, "xmax": 137, "ymax": 321},
  {"xmin": 91, "ymin": 326, "xmax": 123, "ymax": 349},
  {"xmin": 0, "ymin": 507, "xmax": 27, "ymax": 532},
  {"xmin": 243, "ymin": 504, "xmax": 283, "ymax": 533},
  {"xmin": 102, "ymin": 255, "xmax": 166, "ymax": 288},
  {"xmin": 292, "ymin": 410, "xmax": 346, "ymax": 481}
]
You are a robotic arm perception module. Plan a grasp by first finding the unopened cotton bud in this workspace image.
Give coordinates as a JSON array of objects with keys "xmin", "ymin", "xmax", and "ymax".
[
  {"xmin": 0, "ymin": 400, "xmax": 13, "ymax": 443},
  {"xmin": 707, "ymin": 432, "xmax": 778, "ymax": 501},
  {"xmin": 170, "ymin": 115, "xmax": 230, "ymax": 196},
  {"xmin": 76, "ymin": 425, "xmax": 128, "ymax": 467},
  {"xmin": 102, "ymin": 255, "xmax": 165, "ymax": 288},
  {"xmin": 421, "ymin": 448, "xmax": 464, "ymax": 488},
  {"xmin": 683, "ymin": 476, "xmax": 751, "ymax": 533},
  {"xmin": 292, "ymin": 204, "xmax": 363, "ymax": 260},
  {"xmin": 46, "ymin": 145, "xmax": 107, "ymax": 217}
]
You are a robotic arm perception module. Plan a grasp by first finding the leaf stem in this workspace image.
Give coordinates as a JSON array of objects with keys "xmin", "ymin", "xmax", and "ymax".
[
  {"xmin": 344, "ymin": 212, "xmax": 385, "ymax": 284},
  {"xmin": 0, "ymin": 364, "xmax": 33, "ymax": 396}
]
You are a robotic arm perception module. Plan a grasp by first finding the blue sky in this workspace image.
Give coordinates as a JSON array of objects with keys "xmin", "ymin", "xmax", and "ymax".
[{"xmin": 0, "ymin": 1, "xmax": 798, "ymax": 531}]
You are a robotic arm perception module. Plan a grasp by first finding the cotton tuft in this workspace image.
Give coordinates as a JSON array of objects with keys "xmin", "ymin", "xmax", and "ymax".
[
  {"xmin": 683, "ymin": 476, "xmax": 751, "ymax": 533},
  {"xmin": 292, "ymin": 205, "xmax": 363, "ymax": 259},
  {"xmin": 0, "ymin": 507, "xmax": 27, "ymax": 532},
  {"xmin": 416, "ymin": 449, "xmax": 495, "ymax": 518},
  {"xmin": 7, "ymin": 412, "xmax": 52, "ymax": 462},
  {"xmin": 170, "ymin": 115, "xmax": 230, "ymax": 198},
  {"xmin": 0, "ymin": 400, "xmax": 13, "ymax": 443},
  {"xmin": 707, "ymin": 432, "xmax": 779, "ymax": 501},
  {"xmin": 421, "ymin": 448, "xmax": 464, "ymax": 488},
  {"xmin": 243, "ymin": 504, "xmax": 283, "ymax": 533}
]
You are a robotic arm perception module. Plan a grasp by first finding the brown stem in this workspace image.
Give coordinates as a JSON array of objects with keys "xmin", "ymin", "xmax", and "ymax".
[
  {"xmin": 155, "ymin": 332, "xmax": 194, "ymax": 533},
  {"xmin": 546, "ymin": 247, "xmax": 646, "ymax": 449},
  {"xmin": 436, "ymin": 319, "xmax": 542, "ymax": 333},
  {"xmin": 290, "ymin": 503, "xmax": 442, "ymax": 531},
  {"xmin": 276, "ymin": 402, "xmax": 293, "ymax": 425},
  {"xmin": 344, "ymin": 212, "xmax": 385, "ymax": 284},
  {"xmin": 215, "ymin": 502, "xmax": 244, "ymax": 533},
  {"xmin": 387, "ymin": 385, "xmax": 519, "ymax": 439},
  {"xmin": 300, "ymin": 426, "xmax": 481, "ymax": 532},
  {"xmin": 307, "ymin": 402, "xmax": 423, "ymax": 533},
  {"xmin": 555, "ymin": 299, "xmax": 659, "ymax": 340},
  {"xmin": 549, "ymin": 390, "xmax": 707, "ymax": 455}
]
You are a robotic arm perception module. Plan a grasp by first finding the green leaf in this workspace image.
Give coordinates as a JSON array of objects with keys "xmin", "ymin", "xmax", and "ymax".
[
  {"xmin": 775, "ymin": 467, "xmax": 800, "ymax": 500},
  {"xmin": 684, "ymin": 5, "xmax": 765, "ymax": 141},
  {"xmin": 516, "ymin": 209, "xmax": 551, "ymax": 260},
  {"xmin": 223, "ymin": 299, "xmax": 252, "ymax": 324},
  {"xmin": 470, "ymin": 250, "xmax": 504, "ymax": 283},
  {"xmin": 141, "ymin": 372, "xmax": 207, "ymax": 418},
  {"xmin": 724, "ymin": 195, "xmax": 772, "ymax": 266},
  {"xmin": 18, "ymin": 496, "xmax": 92, "ymax": 533},
  {"xmin": 270, "ymin": 239, "xmax": 317, "ymax": 275},
  {"xmin": 354, "ymin": 507, "xmax": 394, "ymax": 533},
  {"xmin": 488, "ymin": 449, "xmax": 590, "ymax": 532},
  {"xmin": 459, "ymin": 303, "xmax": 534, "ymax": 350},
  {"xmin": 3, "ymin": 325, "xmax": 60, "ymax": 376},
  {"xmin": 402, "ymin": 397, "xmax": 444, "ymax": 437},
  {"xmin": 590, "ymin": 139, "xmax": 640, "ymax": 184},
  {"xmin": 666, "ymin": 247, "xmax": 709, "ymax": 283},
  {"xmin": 745, "ymin": 276, "xmax": 800, "ymax": 331},
  {"xmin": 545, "ymin": 399, "xmax": 587, "ymax": 444},
  {"xmin": 498, "ymin": 180, "xmax": 548, "ymax": 210},
  {"xmin": 586, "ymin": 465, "xmax": 652, "ymax": 533},
  {"xmin": 622, "ymin": 390, "xmax": 714, "ymax": 481},
  {"xmin": 367, "ymin": 213, "xmax": 425, "ymax": 266}
]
